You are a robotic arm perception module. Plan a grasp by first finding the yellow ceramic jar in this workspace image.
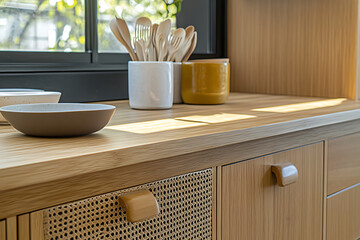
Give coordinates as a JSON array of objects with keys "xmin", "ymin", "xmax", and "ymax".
[{"xmin": 181, "ymin": 62, "xmax": 230, "ymax": 104}]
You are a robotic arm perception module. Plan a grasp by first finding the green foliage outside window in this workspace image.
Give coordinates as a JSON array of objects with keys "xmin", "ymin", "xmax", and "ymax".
[
  {"xmin": 0, "ymin": 0, "xmax": 183, "ymax": 52},
  {"xmin": 98, "ymin": 0, "xmax": 183, "ymax": 52}
]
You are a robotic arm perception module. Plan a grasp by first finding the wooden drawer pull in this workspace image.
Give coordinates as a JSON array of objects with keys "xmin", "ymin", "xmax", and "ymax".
[
  {"xmin": 271, "ymin": 163, "xmax": 298, "ymax": 187},
  {"xmin": 119, "ymin": 189, "xmax": 159, "ymax": 223}
]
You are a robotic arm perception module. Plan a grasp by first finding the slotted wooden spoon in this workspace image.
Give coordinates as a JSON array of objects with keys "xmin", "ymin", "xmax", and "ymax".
[
  {"xmin": 156, "ymin": 19, "xmax": 171, "ymax": 61},
  {"xmin": 134, "ymin": 17, "xmax": 152, "ymax": 61},
  {"xmin": 167, "ymin": 28, "xmax": 185, "ymax": 62}
]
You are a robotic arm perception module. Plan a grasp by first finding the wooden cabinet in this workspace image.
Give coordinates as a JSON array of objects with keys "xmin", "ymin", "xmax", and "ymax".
[
  {"xmin": 21, "ymin": 169, "xmax": 213, "ymax": 240},
  {"xmin": 4, "ymin": 136, "xmax": 360, "ymax": 240},
  {"xmin": 328, "ymin": 133, "xmax": 360, "ymax": 195},
  {"xmin": 326, "ymin": 133, "xmax": 360, "ymax": 240},
  {"xmin": 326, "ymin": 183, "xmax": 360, "ymax": 240},
  {"xmin": 0, "ymin": 220, "xmax": 6, "ymax": 240},
  {"xmin": 221, "ymin": 143, "xmax": 324, "ymax": 240}
]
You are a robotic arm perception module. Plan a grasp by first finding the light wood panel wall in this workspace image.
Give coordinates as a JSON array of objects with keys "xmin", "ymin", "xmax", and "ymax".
[{"xmin": 228, "ymin": 0, "xmax": 358, "ymax": 99}]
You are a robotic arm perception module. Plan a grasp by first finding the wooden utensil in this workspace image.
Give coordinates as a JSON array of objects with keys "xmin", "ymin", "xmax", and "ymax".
[
  {"xmin": 156, "ymin": 33, "xmax": 168, "ymax": 61},
  {"xmin": 150, "ymin": 23, "xmax": 159, "ymax": 61},
  {"xmin": 115, "ymin": 17, "xmax": 138, "ymax": 61},
  {"xmin": 134, "ymin": 40, "xmax": 145, "ymax": 61},
  {"xmin": 182, "ymin": 31, "xmax": 197, "ymax": 62},
  {"xmin": 167, "ymin": 28, "xmax": 185, "ymax": 62},
  {"xmin": 135, "ymin": 17, "xmax": 152, "ymax": 61},
  {"xmin": 174, "ymin": 26, "xmax": 194, "ymax": 62},
  {"xmin": 156, "ymin": 19, "xmax": 171, "ymax": 61},
  {"xmin": 109, "ymin": 19, "xmax": 137, "ymax": 61}
]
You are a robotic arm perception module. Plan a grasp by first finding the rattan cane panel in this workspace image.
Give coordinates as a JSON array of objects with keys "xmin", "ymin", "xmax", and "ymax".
[{"xmin": 43, "ymin": 169, "xmax": 213, "ymax": 240}]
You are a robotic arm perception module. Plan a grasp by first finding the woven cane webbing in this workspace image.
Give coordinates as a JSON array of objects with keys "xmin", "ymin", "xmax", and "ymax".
[{"xmin": 43, "ymin": 169, "xmax": 213, "ymax": 240}]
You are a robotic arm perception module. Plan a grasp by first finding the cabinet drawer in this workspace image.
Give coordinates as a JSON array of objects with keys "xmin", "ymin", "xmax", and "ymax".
[
  {"xmin": 327, "ymin": 183, "xmax": 360, "ymax": 240},
  {"xmin": 33, "ymin": 169, "xmax": 213, "ymax": 240},
  {"xmin": 328, "ymin": 133, "xmax": 360, "ymax": 195},
  {"xmin": 221, "ymin": 143, "xmax": 323, "ymax": 240}
]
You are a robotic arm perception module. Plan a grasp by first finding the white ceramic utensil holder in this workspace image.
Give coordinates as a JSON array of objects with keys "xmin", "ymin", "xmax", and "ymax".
[
  {"xmin": 173, "ymin": 62, "xmax": 182, "ymax": 104},
  {"xmin": 128, "ymin": 61, "xmax": 174, "ymax": 109}
]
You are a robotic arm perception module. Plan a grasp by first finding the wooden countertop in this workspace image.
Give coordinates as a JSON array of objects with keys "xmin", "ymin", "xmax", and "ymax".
[{"xmin": 1, "ymin": 93, "xmax": 360, "ymax": 193}]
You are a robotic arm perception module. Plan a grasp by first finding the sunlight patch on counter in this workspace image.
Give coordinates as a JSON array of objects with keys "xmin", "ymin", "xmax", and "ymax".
[
  {"xmin": 176, "ymin": 113, "xmax": 256, "ymax": 123},
  {"xmin": 105, "ymin": 119, "xmax": 207, "ymax": 134},
  {"xmin": 252, "ymin": 98, "xmax": 347, "ymax": 113}
]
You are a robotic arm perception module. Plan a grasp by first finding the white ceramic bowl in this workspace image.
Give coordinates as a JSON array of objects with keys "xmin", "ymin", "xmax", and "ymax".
[
  {"xmin": 0, "ymin": 88, "xmax": 44, "ymax": 92},
  {"xmin": 0, "ymin": 103, "xmax": 116, "ymax": 137},
  {"xmin": 0, "ymin": 91, "xmax": 61, "ymax": 123}
]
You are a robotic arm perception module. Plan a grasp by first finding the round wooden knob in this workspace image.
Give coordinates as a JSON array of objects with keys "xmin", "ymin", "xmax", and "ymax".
[{"xmin": 271, "ymin": 163, "xmax": 298, "ymax": 187}]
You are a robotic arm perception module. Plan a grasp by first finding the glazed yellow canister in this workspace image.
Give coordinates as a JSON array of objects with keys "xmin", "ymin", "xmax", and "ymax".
[{"xmin": 181, "ymin": 62, "xmax": 230, "ymax": 104}]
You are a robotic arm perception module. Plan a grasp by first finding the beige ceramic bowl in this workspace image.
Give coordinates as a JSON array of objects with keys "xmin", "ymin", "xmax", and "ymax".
[
  {"xmin": 0, "ymin": 103, "xmax": 116, "ymax": 137},
  {"xmin": 0, "ymin": 91, "xmax": 61, "ymax": 123}
]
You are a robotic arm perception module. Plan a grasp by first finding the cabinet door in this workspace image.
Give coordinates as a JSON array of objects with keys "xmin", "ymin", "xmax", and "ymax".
[
  {"xmin": 221, "ymin": 143, "xmax": 323, "ymax": 240},
  {"xmin": 327, "ymin": 133, "xmax": 360, "ymax": 195},
  {"xmin": 327, "ymin": 183, "xmax": 360, "ymax": 240}
]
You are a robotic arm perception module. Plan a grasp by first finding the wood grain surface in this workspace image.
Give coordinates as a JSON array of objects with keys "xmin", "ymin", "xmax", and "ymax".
[
  {"xmin": 212, "ymin": 167, "xmax": 218, "ymax": 240},
  {"xmin": 30, "ymin": 211, "xmax": 44, "ymax": 240},
  {"xmin": 6, "ymin": 216, "xmax": 17, "ymax": 240},
  {"xmin": 0, "ymin": 220, "xmax": 5, "ymax": 240},
  {"xmin": 221, "ymin": 143, "xmax": 324, "ymax": 240},
  {"xmin": 0, "ymin": 93, "xmax": 360, "ymax": 218},
  {"xmin": 18, "ymin": 214, "xmax": 30, "ymax": 240},
  {"xmin": 328, "ymin": 133, "xmax": 360, "ymax": 195},
  {"xmin": 323, "ymin": 140, "xmax": 329, "ymax": 240},
  {"xmin": 327, "ymin": 183, "xmax": 360, "ymax": 240},
  {"xmin": 118, "ymin": 190, "xmax": 160, "ymax": 223},
  {"xmin": 1, "ymin": 118, "xmax": 360, "ymax": 219},
  {"xmin": 0, "ymin": 93, "xmax": 360, "ymax": 194},
  {"xmin": 228, "ymin": 0, "xmax": 358, "ymax": 99}
]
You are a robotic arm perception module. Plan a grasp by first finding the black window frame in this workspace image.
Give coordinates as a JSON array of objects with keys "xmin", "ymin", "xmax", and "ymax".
[{"xmin": 0, "ymin": 0, "xmax": 227, "ymax": 102}]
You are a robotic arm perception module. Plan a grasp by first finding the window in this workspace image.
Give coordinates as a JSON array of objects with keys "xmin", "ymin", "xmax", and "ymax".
[
  {"xmin": 0, "ymin": 0, "xmax": 226, "ymax": 102},
  {"xmin": 98, "ymin": 0, "xmax": 177, "ymax": 53},
  {"xmin": 0, "ymin": 0, "xmax": 86, "ymax": 52}
]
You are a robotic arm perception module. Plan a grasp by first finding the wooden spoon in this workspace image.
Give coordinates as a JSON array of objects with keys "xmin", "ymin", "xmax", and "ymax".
[
  {"xmin": 156, "ymin": 19, "xmax": 171, "ymax": 61},
  {"xmin": 134, "ymin": 40, "xmax": 145, "ymax": 61},
  {"xmin": 109, "ymin": 19, "xmax": 137, "ymax": 61},
  {"xmin": 156, "ymin": 33, "xmax": 168, "ymax": 61},
  {"xmin": 175, "ymin": 26, "xmax": 194, "ymax": 62},
  {"xmin": 135, "ymin": 17, "xmax": 152, "ymax": 61},
  {"xmin": 150, "ymin": 23, "xmax": 159, "ymax": 61},
  {"xmin": 167, "ymin": 28, "xmax": 185, "ymax": 62},
  {"xmin": 115, "ymin": 17, "xmax": 138, "ymax": 61},
  {"xmin": 182, "ymin": 31, "xmax": 197, "ymax": 62}
]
